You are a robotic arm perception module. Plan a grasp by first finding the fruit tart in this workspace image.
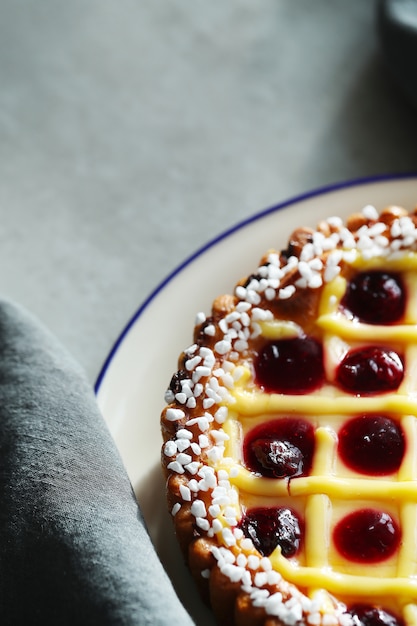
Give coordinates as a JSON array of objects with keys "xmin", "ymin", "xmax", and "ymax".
[{"xmin": 161, "ymin": 203, "xmax": 417, "ymax": 626}]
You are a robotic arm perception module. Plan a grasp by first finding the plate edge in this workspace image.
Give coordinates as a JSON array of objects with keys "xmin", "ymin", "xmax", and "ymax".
[{"xmin": 94, "ymin": 171, "xmax": 417, "ymax": 394}]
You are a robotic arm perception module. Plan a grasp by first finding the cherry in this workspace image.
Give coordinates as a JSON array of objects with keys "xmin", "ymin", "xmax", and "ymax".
[
  {"xmin": 169, "ymin": 369, "xmax": 188, "ymax": 394},
  {"xmin": 341, "ymin": 271, "xmax": 406, "ymax": 325},
  {"xmin": 338, "ymin": 415, "xmax": 405, "ymax": 475},
  {"xmin": 254, "ymin": 336, "xmax": 324, "ymax": 394},
  {"xmin": 243, "ymin": 418, "xmax": 315, "ymax": 478},
  {"xmin": 334, "ymin": 509, "xmax": 400, "ymax": 563},
  {"xmin": 336, "ymin": 346, "xmax": 404, "ymax": 394},
  {"xmin": 238, "ymin": 507, "xmax": 302, "ymax": 557},
  {"xmin": 349, "ymin": 605, "xmax": 404, "ymax": 626},
  {"xmin": 252, "ymin": 439, "xmax": 304, "ymax": 478}
]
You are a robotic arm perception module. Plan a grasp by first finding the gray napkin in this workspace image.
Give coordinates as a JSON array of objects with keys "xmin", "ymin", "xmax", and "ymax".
[{"xmin": 0, "ymin": 299, "xmax": 194, "ymax": 626}]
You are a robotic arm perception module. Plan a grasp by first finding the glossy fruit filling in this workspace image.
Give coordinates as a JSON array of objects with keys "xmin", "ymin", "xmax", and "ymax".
[
  {"xmin": 348, "ymin": 604, "xmax": 404, "ymax": 626},
  {"xmin": 338, "ymin": 415, "xmax": 405, "ymax": 475},
  {"xmin": 243, "ymin": 418, "xmax": 315, "ymax": 478},
  {"xmin": 336, "ymin": 346, "xmax": 404, "ymax": 394},
  {"xmin": 254, "ymin": 336, "xmax": 324, "ymax": 394},
  {"xmin": 333, "ymin": 509, "xmax": 401, "ymax": 563},
  {"xmin": 341, "ymin": 271, "xmax": 406, "ymax": 325},
  {"xmin": 238, "ymin": 506, "xmax": 302, "ymax": 557}
]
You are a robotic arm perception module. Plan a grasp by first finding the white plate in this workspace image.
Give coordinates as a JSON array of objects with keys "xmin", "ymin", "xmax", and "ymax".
[{"xmin": 95, "ymin": 174, "xmax": 417, "ymax": 625}]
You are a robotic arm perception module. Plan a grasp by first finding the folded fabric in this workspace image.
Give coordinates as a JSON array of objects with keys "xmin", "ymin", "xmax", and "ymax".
[{"xmin": 0, "ymin": 299, "xmax": 195, "ymax": 626}]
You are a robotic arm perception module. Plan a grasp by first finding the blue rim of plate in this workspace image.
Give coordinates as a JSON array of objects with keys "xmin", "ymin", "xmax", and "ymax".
[{"xmin": 94, "ymin": 171, "xmax": 417, "ymax": 394}]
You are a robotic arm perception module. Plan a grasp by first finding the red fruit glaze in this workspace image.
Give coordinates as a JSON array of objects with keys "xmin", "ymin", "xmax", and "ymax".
[
  {"xmin": 348, "ymin": 604, "xmax": 404, "ymax": 626},
  {"xmin": 334, "ymin": 509, "xmax": 401, "ymax": 563},
  {"xmin": 243, "ymin": 418, "xmax": 315, "ymax": 479},
  {"xmin": 254, "ymin": 336, "xmax": 324, "ymax": 394},
  {"xmin": 336, "ymin": 347, "xmax": 404, "ymax": 394},
  {"xmin": 238, "ymin": 507, "xmax": 302, "ymax": 557},
  {"xmin": 338, "ymin": 415, "xmax": 405, "ymax": 475},
  {"xmin": 341, "ymin": 271, "xmax": 406, "ymax": 325}
]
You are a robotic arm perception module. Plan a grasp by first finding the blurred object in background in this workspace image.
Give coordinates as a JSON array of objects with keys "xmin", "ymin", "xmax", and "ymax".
[{"xmin": 377, "ymin": 0, "xmax": 417, "ymax": 108}]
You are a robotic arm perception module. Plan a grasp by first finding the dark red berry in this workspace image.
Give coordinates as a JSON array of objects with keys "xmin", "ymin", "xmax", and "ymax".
[
  {"xmin": 169, "ymin": 369, "xmax": 188, "ymax": 394},
  {"xmin": 238, "ymin": 507, "xmax": 302, "ymax": 557},
  {"xmin": 338, "ymin": 415, "xmax": 405, "ymax": 475},
  {"xmin": 341, "ymin": 271, "xmax": 406, "ymax": 325},
  {"xmin": 252, "ymin": 439, "xmax": 304, "ymax": 478},
  {"xmin": 349, "ymin": 605, "xmax": 404, "ymax": 626},
  {"xmin": 334, "ymin": 509, "xmax": 400, "ymax": 563},
  {"xmin": 336, "ymin": 347, "xmax": 404, "ymax": 394},
  {"xmin": 243, "ymin": 418, "xmax": 315, "ymax": 478},
  {"xmin": 254, "ymin": 336, "xmax": 324, "ymax": 394}
]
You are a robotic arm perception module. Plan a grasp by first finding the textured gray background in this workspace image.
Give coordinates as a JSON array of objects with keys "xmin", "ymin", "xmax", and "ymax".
[{"xmin": 0, "ymin": 0, "xmax": 416, "ymax": 383}]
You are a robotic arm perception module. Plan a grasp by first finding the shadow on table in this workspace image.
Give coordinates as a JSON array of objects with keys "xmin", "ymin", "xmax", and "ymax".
[{"xmin": 309, "ymin": 47, "xmax": 417, "ymax": 185}]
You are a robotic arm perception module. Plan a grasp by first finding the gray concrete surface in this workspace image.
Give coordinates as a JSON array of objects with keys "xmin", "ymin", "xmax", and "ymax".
[{"xmin": 0, "ymin": 0, "xmax": 415, "ymax": 383}]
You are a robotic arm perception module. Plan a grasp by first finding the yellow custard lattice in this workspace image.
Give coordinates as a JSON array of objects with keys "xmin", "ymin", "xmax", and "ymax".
[{"xmin": 220, "ymin": 264, "xmax": 417, "ymax": 621}]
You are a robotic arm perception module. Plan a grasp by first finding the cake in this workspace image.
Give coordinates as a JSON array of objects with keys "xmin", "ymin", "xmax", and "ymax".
[{"xmin": 161, "ymin": 203, "xmax": 417, "ymax": 626}]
